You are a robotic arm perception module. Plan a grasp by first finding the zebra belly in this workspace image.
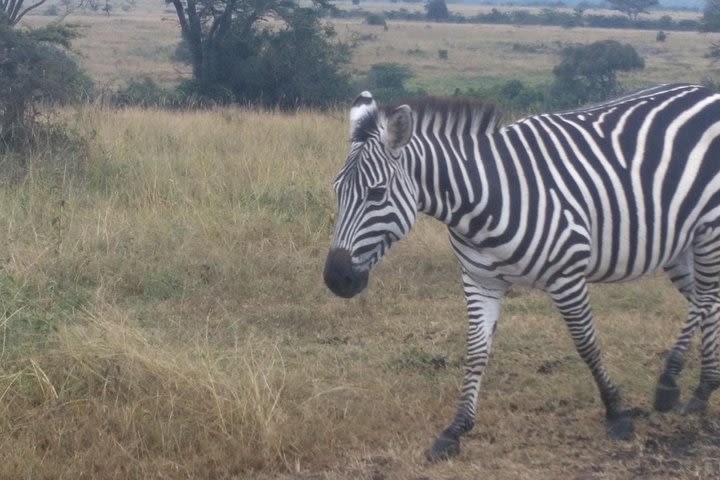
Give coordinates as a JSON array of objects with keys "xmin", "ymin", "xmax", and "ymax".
[
  {"xmin": 451, "ymin": 218, "xmax": 698, "ymax": 289},
  {"xmin": 455, "ymin": 236, "xmax": 682, "ymax": 289},
  {"xmin": 449, "ymin": 225, "xmax": 592, "ymax": 289}
]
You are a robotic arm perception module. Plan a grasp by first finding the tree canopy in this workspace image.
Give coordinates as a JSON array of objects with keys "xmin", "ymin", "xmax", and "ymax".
[
  {"xmin": 0, "ymin": 22, "xmax": 91, "ymax": 150},
  {"xmin": 606, "ymin": 0, "xmax": 658, "ymax": 21},
  {"xmin": 551, "ymin": 40, "xmax": 644, "ymax": 107},
  {"xmin": 425, "ymin": 0, "xmax": 449, "ymax": 21},
  {"xmin": 1, "ymin": 0, "xmax": 49, "ymax": 26},
  {"xmin": 701, "ymin": 0, "xmax": 720, "ymax": 32},
  {"xmin": 167, "ymin": 0, "xmax": 352, "ymax": 108}
]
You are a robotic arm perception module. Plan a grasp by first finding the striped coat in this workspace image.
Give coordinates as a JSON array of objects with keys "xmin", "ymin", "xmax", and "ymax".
[{"xmin": 324, "ymin": 84, "xmax": 720, "ymax": 460}]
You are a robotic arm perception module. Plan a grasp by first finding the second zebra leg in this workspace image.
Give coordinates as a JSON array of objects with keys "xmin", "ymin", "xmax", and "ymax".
[
  {"xmin": 549, "ymin": 277, "xmax": 638, "ymax": 440},
  {"xmin": 655, "ymin": 252, "xmax": 696, "ymax": 412},
  {"xmin": 678, "ymin": 303, "xmax": 720, "ymax": 414},
  {"xmin": 426, "ymin": 274, "xmax": 507, "ymax": 462},
  {"xmin": 677, "ymin": 236, "xmax": 720, "ymax": 414}
]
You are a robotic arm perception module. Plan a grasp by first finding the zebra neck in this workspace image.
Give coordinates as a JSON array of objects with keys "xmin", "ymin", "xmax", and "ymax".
[{"xmin": 408, "ymin": 132, "xmax": 504, "ymax": 232}]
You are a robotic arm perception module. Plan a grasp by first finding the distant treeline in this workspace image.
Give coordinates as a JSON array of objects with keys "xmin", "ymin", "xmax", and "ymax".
[{"xmin": 330, "ymin": 7, "xmax": 701, "ymax": 31}]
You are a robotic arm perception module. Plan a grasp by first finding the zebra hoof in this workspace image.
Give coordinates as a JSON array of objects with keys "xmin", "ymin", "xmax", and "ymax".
[
  {"xmin": 606, "ymin": 415, "xmax": 634, "ymax": 441},
  {"xmin": 678, "ymin": 395, "xmax": 707, "ymax": 415},
  {"xmin": 426, "ymin": 434, "xmax": 460, "ymax": 462},
  {"xmin": 654, "ymin": 372, "xmax": 680, "ymax": 413}
]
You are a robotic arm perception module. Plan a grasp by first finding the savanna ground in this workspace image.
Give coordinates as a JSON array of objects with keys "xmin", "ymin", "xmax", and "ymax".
[{"xmin": 2, "ymin": 1, "xmax": 720, "ymax": 479}]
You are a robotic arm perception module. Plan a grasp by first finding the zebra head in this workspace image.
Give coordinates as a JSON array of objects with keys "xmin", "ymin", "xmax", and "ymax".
[{"xmin": 324, "ymin": 91, "xmax": 417, "ymax": 298}]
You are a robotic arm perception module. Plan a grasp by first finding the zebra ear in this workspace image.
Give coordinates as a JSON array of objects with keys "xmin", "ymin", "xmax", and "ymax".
[
  {"xmin": 384, "ymin": 105, "xmax": 414, "ymax": 151},
  {"xmin": 349, "ymin": 91, "xmax": 377, "ymax": 139}
]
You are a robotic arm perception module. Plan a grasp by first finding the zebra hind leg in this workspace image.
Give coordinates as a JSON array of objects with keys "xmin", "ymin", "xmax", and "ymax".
[
  {"xmin": 549, "ymin": 277, "xmax": 638, "ymax": 440},
  {"xmin": 655, "ymin": 251, "xmax": 696, "ymax": 413},
  {"xmin": 677, "ymin": 237, "xmax": 720, "ymax": 415}
]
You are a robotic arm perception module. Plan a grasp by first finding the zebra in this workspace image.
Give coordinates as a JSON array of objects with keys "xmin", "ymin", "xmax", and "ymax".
[{"xmin": 323, "ymin": 83, "xmax": 720, "ymax": 461}]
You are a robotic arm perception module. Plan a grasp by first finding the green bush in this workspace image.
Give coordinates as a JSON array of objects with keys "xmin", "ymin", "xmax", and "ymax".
[
  {"xmin": 43, "ymin": 4, "xmax": 60, "ymax": 15},
  {"xmin": 454, "ymin": 80, "xmax": 546, "ymax": 114},
  {"xmin": 365, "ymin": 13, "xmax": 387, "ymax": 27},
  {"xmin": 425, "ymin": 0, "xmax": 449, "ymax": 22},
  {"xmin": 111, "ymin": 77, "xmax": 189, "ymax": 108},
  {"xmin": 170, "ymin": 2, "xmax": 352, "ymax": 109},
  {"xmin": 551, "ymin": 40, "xmax": 644, "ymax": 108},
  {"xmin": 701, "ymin": 0, "xmax": 720, "ymax": 32},
  {"xmin": 0, "ymin": 23, "xmax": 92, "ymax": 153},
  {"xmin": 363, "ymin": 63, "xmax": 415, "ymax": 102}
]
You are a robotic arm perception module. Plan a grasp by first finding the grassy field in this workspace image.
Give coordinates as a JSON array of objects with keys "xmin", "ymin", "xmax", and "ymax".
[
  {"xmin": 1, "ymin": 105, "xmax": 719, "ymax": 480},
  {"xmin": 24, "ymin": 1, "xmax": 720, "ymax": 93},
  {"xmin": 3, "ymin": 2, "xmax": 720, "ymax": 479}
]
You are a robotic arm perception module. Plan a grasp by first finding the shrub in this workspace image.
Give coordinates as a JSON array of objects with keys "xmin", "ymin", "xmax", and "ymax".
[
  {"xmin": 43, "ymin": 4, "xmax": 60, "ymax": 15},
  {"xmin": 456, "ymin": 80, "xmax": 547, "ymax": 113},
  {"xmin": 169, "ymin": 1, "xmax": 352, "ymax": 109},
  {"xmin": 364, "ymin": 63, "xmax": 414, "ymax": 101},
  {"xmin": 425, "ymin": 0, "xmax": 449, "ymax": 22},
  {"xmin": 0, "ymin": 24, "xmax": 92, "ymax": 153},
  {"xmin": 551, "ymin": 40, "xmax": 644, "ymax": 108},
  {"xmin": 111, "ymin": 77, "xmax": 186, "ymax": 108},
  {"xmin": 366, "ymin": 13, "xmax": 387, "ymax": 27},
  {"xmin": 701, "ymin": 77, "xmax": 720, "ymax": 92},
  {"xmin": 701, "ymin": 0, "xmax": 720, "ymax": 32}
]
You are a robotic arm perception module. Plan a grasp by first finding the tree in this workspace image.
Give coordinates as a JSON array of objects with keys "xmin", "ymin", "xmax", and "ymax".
[
  {"xmin": 607, "ymin": 0, "xmax": 658, "ymax": 21},
  {"xmin": 1, "ymin": 0, "xmax": 49, "ymax": 25},
  {"xmin": 707, "ymin": 40, "xmax": 720, "ymax": 62},
  {"xmin": 365, "ymin": 63, "xmax": 413, "ymax": 101},
  {"xmin": 0, "ymin": 23, "xmax": 91, "ymax": 150},
  {"xmin": 551, "ymin": 40, "xmax": 644, "ymax": 107},
  {"xmin": 701, "ymin": 0, "xmax": 720, "ymax": 32},
  {"xmin": 425, "ymin": 0, "xmax": 448, "ymax": 22},
  {"xmin": 166, "ymin": 0, "xmax": 351, "ymax": 107}
]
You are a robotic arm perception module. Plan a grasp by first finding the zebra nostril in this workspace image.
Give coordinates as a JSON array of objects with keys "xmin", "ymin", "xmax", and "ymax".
[{"xmin": 324, "ymin": 248, "xmax": 368, "ymax": 298}]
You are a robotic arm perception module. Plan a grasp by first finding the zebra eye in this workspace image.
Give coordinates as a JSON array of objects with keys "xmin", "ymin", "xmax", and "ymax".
[{"xmin": 366, "ymin": 187, "xmax": 386, "ymax": 203}]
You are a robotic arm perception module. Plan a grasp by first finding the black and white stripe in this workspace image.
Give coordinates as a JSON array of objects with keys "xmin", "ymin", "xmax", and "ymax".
[{"xmin": 324, "ymin": 84, "xmax": 720, "ymax": 459}]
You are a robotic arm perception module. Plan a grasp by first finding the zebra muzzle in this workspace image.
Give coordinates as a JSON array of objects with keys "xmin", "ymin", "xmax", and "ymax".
[{"xmin": 323, "ymin": 248, "xmax": 369, "ymax": 298}]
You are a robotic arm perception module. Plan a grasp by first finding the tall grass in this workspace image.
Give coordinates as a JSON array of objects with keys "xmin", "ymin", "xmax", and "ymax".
[
  {"xmin": 0, "ymin": 106, "xmax": 464, "ymax": 478},
  {"xmin": 0, "ymin": 105, "xmax": 718, "ymax": 479},
  {"xmin": 0, "ymin": 106, "xmax": 342, "ymax": 477}
]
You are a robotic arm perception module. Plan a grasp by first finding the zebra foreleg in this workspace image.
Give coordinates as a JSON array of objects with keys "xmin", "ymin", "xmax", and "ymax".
[
  {"xmin": 549, "ymin": 277, "xmax": 636, "ymax": 440},
  {"xmin": 426, "ymin": 274, "xmax": 506, "ymax": 462},
  {"xmin": 655, "ymin": 253, "xmax": 696, "ymax": 412}
]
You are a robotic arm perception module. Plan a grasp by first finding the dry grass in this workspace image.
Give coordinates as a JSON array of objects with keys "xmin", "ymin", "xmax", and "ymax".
[
  {"xmin": 22, "ymin": 2, "xmax": 720, "ymax": 94},
  {"xmin": 23, "ymin": 7, "xmax": 184, "ymax": 88},
  {"xmin": 0, "ymin": 106, "xmax": 718, "ymax": 479},
  {"xmin": 346, "ymin": 20, "xmax": 720, "ymax": 93}
]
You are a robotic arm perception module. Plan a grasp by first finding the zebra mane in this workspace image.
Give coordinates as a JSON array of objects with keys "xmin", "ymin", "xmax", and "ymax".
[
  {"xmin": 393, "ymin": 96, "xmax": 503, "ymax": 137},
  {"xmin": 350, "ymin": 96, "xmax": 503, "ymax": 143}
]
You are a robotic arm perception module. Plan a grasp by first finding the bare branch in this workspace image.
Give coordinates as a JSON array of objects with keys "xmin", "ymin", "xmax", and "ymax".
[
  {"xmin": 168, "ymin": 0, "xmax": 191, "ymax": 37},
  {"xmin": 14, "ymin": 0, "xmax": 48, "ymax": 25},
  {"xmin": 2, "ymin": 0, "xmax": 49, "ymax": 25},
  {"xmin": 207, "ymin": 0, "xmax": 237, "ymax": 42}
]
